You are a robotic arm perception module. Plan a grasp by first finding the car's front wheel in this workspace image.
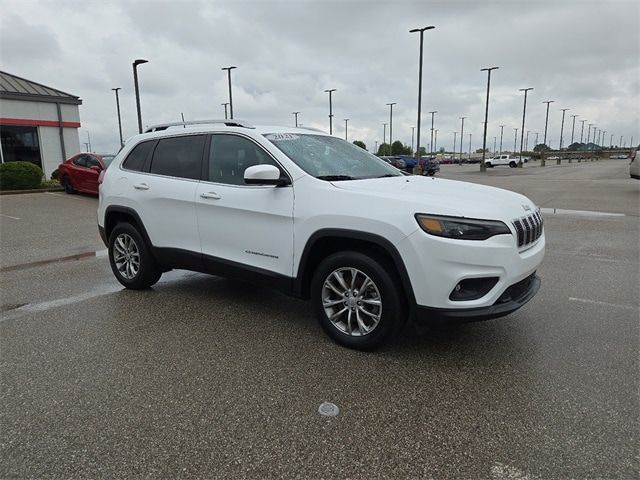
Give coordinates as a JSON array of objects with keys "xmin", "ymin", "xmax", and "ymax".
[
  {"xmin": 62, "ymin": 175, "xmax": 76, "ymax": 194},
  {"xmin": 485, "ymin": 162, "xmax": 492, "ymax": 168},
  {"xmin": 509, "ymin": 161, "xmax": 517, "ymax": 168},
  {"xmin": 108, "ymin": 223, "xmax": 162, "ymax": 289},
  {"xmin": 311, "ymin": 251, "xmax": 406, "ymax": 350}
]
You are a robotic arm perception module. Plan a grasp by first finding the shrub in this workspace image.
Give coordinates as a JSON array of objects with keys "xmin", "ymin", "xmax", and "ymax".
[
  {"xmin": 0, "ymin": 161, "xmax": 44, "ymax": 190},
  {"xmin": 51, "ymin": 168, "xmax": 59, "ymax": 180}
]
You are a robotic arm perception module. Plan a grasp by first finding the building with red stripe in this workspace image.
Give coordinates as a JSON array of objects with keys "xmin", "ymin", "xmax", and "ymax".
[{"xmin": 0, "ymin": 71, "xmax": 82, "ymax": 177}]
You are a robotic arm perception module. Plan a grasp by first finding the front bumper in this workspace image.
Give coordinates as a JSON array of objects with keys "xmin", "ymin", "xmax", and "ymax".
[{"xmin": 413, "ymin": 273, "xmax": 540, "ymax": 324}]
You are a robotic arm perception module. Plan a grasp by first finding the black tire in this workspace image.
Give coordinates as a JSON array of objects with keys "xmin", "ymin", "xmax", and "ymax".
[
  {"xmin": 311, "ymin": 251, "xmax": 406, "ymax": 350},
  {"xmin": 485, "ymin": 162, "xmax": 492, "ymax": 168},
  {"xmin": 62, "ymin": 175, "xmax": 76, "ymax": 194},
  {"xmin": 509, "ymin": 161, "xmax": 517, "ymax": 168},
  {"xmin": 108, "ymin": 222, "xmax": 161, "ymax": 289}
]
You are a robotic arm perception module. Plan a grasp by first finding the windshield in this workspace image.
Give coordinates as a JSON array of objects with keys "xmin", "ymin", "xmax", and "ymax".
[
  {"xmin": 101, "ymin": 155, "xmax": 115, "ymax": 167},
  {"xmin": 264, "ymin": 133, "xmax": 402, "ymax": 180}
]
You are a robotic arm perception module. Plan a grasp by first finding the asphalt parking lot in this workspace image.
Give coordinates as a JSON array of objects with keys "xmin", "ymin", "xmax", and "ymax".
[{"xmin": 1, "ymin": 159, "xmax": 638, "ymax": 479}]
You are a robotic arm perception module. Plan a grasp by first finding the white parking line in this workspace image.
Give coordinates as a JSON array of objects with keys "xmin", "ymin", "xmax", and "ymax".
[
  {"xmin": 44, "ymin": 192, "xmax": 83, "ymax": 201},
  {"xmin": 0, "ymin": 285, "xmax": 122, "ymax": 323},
  {"xmin": 0, "ymin": 213, "xmax": 21, "ymax": 220},
  {"xmin": 541, "ymin": 207, "xmax": 625, "ymax": 217},
  {"xmin": 569, "ymin": 297, "xmax": 638, "ymax": 311}
]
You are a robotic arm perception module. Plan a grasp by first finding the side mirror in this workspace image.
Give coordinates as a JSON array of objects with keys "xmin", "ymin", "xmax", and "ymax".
[
  {"xmin": 244, "ymin": 165, "xmax": 290, "ymax": 186},
  {"xmin": 90, "ymin": 165, "xmax": 102, "ymax": 172}
]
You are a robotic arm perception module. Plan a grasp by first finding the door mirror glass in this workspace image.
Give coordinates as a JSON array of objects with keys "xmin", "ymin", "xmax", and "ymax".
[{"xmin": 244, "ymin": 165, "xmax": 288, "ymax": 186}]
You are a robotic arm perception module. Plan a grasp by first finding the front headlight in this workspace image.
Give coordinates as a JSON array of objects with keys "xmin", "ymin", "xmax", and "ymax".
[{"xmin": 415, "ymin": 214, "xmax": 511, "ymax": 240}]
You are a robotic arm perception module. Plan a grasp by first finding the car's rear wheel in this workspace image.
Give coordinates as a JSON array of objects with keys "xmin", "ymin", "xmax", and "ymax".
[
  {"xmin": 509, "ymin": 161, "xmax": 517, "ymax": 168},
  {"xmin": 311, "ymin": 251, "xmax": 406, "ymax": 350},
  {"xmin": 62, "ymin": 175, "xmax": 76, "ymax": 194},
  {"xmin": 486, "ymin": 162, "xmax": 492, "ymax": 168},
  {"xmin": 108, "ymin": 223, "xmax": 161, "ymax": 289}
]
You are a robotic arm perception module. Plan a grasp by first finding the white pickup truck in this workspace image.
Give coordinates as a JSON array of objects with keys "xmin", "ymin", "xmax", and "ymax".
[{"xmin": 485, "ymin": 154, "xmax": 523, "ymax": 168}]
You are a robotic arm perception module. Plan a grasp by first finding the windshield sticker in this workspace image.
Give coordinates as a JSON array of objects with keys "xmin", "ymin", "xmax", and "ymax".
[{"xmin": 265, "ymin": 133, "xmax": 299, "ymax": 141}]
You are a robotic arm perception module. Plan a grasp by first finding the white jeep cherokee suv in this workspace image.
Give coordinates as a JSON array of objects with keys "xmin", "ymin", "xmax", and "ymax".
[{"xmin": 98, "ymin": 120, "xmax": 545, "ymax": 350}]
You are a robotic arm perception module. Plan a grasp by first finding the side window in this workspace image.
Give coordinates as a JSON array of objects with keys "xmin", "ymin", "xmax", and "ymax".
[
  {"xmin": 122, "ymin": 140, "xmax": 154, "ymax": 172},
  {"xmin": 209, "ymin": 135, "xmax": 277, "ymax": 185},
  {"xmin": 149, "ymin": 135, "xmax": 205, "ymax": 180},
  {"xmin": 86, "ymin": 156, "xmax": 101, "ymax": 168},
  {"xmin": 73, "ymin": 155, "xmax": 87, "ymax": 167}
]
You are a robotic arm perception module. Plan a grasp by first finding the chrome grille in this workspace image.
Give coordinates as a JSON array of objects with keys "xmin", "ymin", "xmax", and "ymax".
[{"xmin": 512, "ymin": 208, "xmax": 543, "ymax": 248}]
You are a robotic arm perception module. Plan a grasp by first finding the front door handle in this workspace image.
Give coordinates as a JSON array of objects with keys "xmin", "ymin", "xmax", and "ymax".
[
  {"xmin": 133, "ymin": 183, "xmax": 149, "ymax": 190},
  {"xmin": 200, "ymin": 192, "xmax": 221, "ymax": 200}
]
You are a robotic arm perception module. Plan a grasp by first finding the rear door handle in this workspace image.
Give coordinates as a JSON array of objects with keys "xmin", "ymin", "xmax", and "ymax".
[
  {"xmin": 200, "ymin": 192, "xmax": 221, "ymax": 200},
  {"xmin": 133, "ymin": 183, "xmax": 149, "ymax": 190}
]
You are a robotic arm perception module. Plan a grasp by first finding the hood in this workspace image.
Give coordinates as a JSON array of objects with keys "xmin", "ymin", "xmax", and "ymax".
[{"xmin": 331, "ymin": 175, "xmax": 536, "ymax": 221}]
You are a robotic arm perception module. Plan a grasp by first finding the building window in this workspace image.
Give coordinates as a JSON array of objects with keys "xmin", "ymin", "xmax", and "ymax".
[{"xmin": 0, "ymin": 125, "xmax": 42, "ymax": 168}]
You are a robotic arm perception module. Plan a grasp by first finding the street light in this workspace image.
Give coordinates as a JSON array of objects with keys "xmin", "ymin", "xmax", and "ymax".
[
  {"xmin": 387, "ymin": 102, "xmax": 397, "ymax": 152},
  {"xmin": 221, "ymin": 66, "xmax": 237, "ymax": 119},
  {"xmin": 602, "ymin": 130, "xmax": 606, "ymax": 149},
  {"xmin": 535, "ymin": 132, "xmax": 539, "ymax": 148},
  {"xmin": 325, "ymin": 88, "xmax": 336, "ymax": 134},
  {"xmin": 587, "ymin": 123, "xmax": 593, "ymax": 145},
  {"xmin": 468, "ymin": 133, "xmax": 472, "ymax": 155},
  {"xmin": 513, "ymin": 128, "xmax": 518, "ymax": 153},
  {"xmin": 428, "ymin": 110, "xmax": 437, "ymax": 155},
  {"xmin": 459, "ymin": 117, "xmax": 466, "ymax": 165},
  {"xmin": 434, "ymin": 129, "xmax": 438, "ymax": 153},
  {"xmin": 111, "ymin": 87, "xmax": 123, "ymax": 148},
  {"xmin": 383, "ymin": 123, "xmax": 387, "ymax": 148},
  {"xmin": 610, "ymin": 133, "xmax": 614, "ymax": 148},
  {"xmin": 570, "ymin": 114, "xmax": 578, "ymax": 145},
  {"xmin": 453, "ymin": 132, "xmax": 457, "ymax": 156},
  {"xmin": 132, "ymin": 59, "xmax": 148, "ymax": 134},
  {"xmin": 410, "ymin": 25, "xmax": 436, "ymax": 163},
  {"xmin": 499, "ymin": 125, "xmax": 505, "ymax": 154},
  {"xmin": 493, "ymin": 136, "xmax": 496, "ymax": 154},
  {"xmin": 292, "ymin": 111, "xmax": 300, "ymax": 127},
  {"xmin": 559, "ymin": 108, "xmax": 569, "ymax": 150},
  {"xmin": 411, "ymin": 126, "xmax": 415, "ymax": 154},
  {"xmin": 344, "ymin": 118, "xmax": 349, "ymax": 141},
  {"xmin": 525, "ymin": 130, "xmax": 530, "ymax": 151},
  {"xmin": 480, "ymin": 66, "xmax": 499, "ymax": 172},
  {"xmin": 580, "ymin": 119, "xmax": 587, "ymax": 144},
  {"xmin": 542, "ymin": 100, "xmax": 554, "ymax": 149},
  {"xmin": 221, "ymin": 102, "xmax": 229, "ymax": 120},
  {"xmin": 518, "ymin": 88, "xmax": 533, "ymax": 167}
]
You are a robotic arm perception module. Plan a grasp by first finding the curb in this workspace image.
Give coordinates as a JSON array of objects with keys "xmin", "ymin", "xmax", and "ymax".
[{"xmin": 0, "ymin": 187, "xmax": 64, "ymax": 195}]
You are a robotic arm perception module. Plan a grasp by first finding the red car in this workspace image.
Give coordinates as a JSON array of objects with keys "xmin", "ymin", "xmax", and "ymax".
[{"xmin": 58, "ymin": 153, "xmax": 115, "ymax": 195}]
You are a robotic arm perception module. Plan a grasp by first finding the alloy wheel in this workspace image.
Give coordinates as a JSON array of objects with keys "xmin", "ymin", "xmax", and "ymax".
[{"xmin": 113, "ymin": 233, "xmax": 140, "ymax": 280}]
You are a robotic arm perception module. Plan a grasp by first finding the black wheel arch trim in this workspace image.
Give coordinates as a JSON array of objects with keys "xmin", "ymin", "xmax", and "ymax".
[
  {"xmin": 102, "ymin": 206, "xmax": 155, "ymax": 255},
  {"xmin": 294, "ymin": 228, "xmax": 417, "ymax": 306}
]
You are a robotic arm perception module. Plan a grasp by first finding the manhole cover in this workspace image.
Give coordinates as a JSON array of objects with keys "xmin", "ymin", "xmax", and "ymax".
[{"xmin": 318, "ymin": 402, "xmax": 339, "ymax": 417}]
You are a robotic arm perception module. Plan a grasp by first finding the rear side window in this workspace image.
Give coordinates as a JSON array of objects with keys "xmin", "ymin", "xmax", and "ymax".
[
  {"xmin": 122, "ymin": 141, "xmax": 154, "ymax": 172},
  {"xmin": 150, "ymin": 135, "xmax": 205, "ymax": 180}
]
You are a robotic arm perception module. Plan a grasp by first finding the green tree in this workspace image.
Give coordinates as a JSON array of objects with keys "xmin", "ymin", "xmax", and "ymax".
[
  {"xmin": 438, "ymin": 147, "xmax": 445, "ymax": 154},
  {"xmin": 391, "ymin": 140, "xmax": 409, "ymax": 155},
  {"xmin": 352, "ymin": 140, "xmax": 367, "ymax": 150},
  {"xmin": 417, "ymin": 146, "xmax": 427, "ymax": 157},
  {"xmin": 377, "ymin": 143, "xmax": 391, "ymax": 156},
  {"xmin": 567, "ymin": 142, "xmax": 582, "ymax": 151},
  {"xmin": 533, "ymin": 143, "xmax": 551, "ymax": 152}
]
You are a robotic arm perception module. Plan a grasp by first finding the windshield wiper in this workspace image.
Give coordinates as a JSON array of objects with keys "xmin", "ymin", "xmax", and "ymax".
[
  {"xmin": 317, "ymin": 175, "xmax": 356, "ymax": 181},
  {"xmin": 374, "ymin": 174, "xmax": 398, "ymax": 178}
]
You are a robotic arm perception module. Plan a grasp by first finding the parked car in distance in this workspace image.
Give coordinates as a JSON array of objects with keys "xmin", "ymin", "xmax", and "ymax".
[
  {"xmin": 630, "ymin": 149, "xmax": 639, "ymax": 179},
  {"xmin": 485, "ymin": 154, "xmax": 521, "ymax": 168},
  {"xmin": 98, "ymin": 119, "xmax": 544, "ymax": 350},
  {"xmin": 418, "ymin": 156, "xmax": 440, "ymax": 176},
  {"xmin": 58, "ymin": 153, "xmax": 115, "ymax": 195},
  {"xmin": 379, "ymin": 156, "xmax": 407, "ymax": 171}
]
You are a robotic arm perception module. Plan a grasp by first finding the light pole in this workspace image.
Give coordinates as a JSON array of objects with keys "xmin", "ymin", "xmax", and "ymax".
[
  {"xmin": 221, "ymin": 102, "xmax": 229, "ymax": 120},
  {"xmin": 411, "ymin": 126, "xmax": 415, "ymax": 154},
  {"xmin": 610, "ymin": 133, "xmax": 614, "ymax": 148},
  {"xmin": 480, "ymin": 66, "xmax": 499, "ymax": 172},
  {"xmin": 514, "ymin": 128, "xmax": 518, "ymax": 153},
  {"xmin": 387, "ymin": 102, "xmax": 396, "ymax": 153},
  {"xmin": 542, "ymin": 100, "xmax": 554, "ymax": 149},
  {"xmin": 525, "ymin": 131, "xmax": 530, "ymax": 151},
  {"xmin": 325, "ymin": 88, "xmax": 336, "ymax": 134},
  {"xmin": 292, "ymin": 111, "xmax": 300, "ymax": 127},
  {"xmin": 410, "ymin": 25, "xmax": 436, "ymax": 166},
  {"xmin": 493, "ymin": 136, "xmax": 497, "ymax": 154},
  {"xmin": 453, "ymin": 132, "xmax": 457, "ymax": 155},
  {"xmin": 619, "ymin": 135, "xmax": 623, "ymax": 148},
  {"xmin": 535, "ymin": 132, "xmax": 539, "ymax": 148},
  {"xmin": 434, "ymin": 129, "xmax": 438, "ymax": 154},
  {"xmin": 133, "ymin": 59, "xmax": 148, "ymax": 134},
  {"xmin": 468, "ymin": 133, "xmax": 472, "ymax": 156},
  {"xmin": 221, "ymin": 66, "xmax": 237, "ymax": 119},
  {"xmin": 570, "ymin": 114, "xmax": 578, "ymax": 145},
  {"xmin": 459, "ymin": 117, "xmax": 466, "ymax": 165},
  {"xmin": 518, "ymin": 88, "xmax": 533, "ymax": 167},
  {"xmin": 580, "ymin": 119, "xmax": 587, "ymax": 144},
  {"xmin": 587, "ymin": 124, "xmax": 593, "ymax": 146},
  {"xmin": 111, "ymin": 87, "xmax": 123, "ymax": 148},
  {"xmin": 383, "ymin": 123, "xmax": 387, "ymax": 149},
  {"xmin": 344, "ymin": 119, "xmax": 349, "ymax": 141},
  {"xmin": 559, "ymin": 108, "xmax": 569, "ymax": 150},
  {"xmin": 86, "ymin": 131, "xmax": 92, "ymax": 152},
  {"xmin": 428, "ymin": 110, "xmax": 437, "ymax": 155},
  {"xmin": 499, "ymin": 125, "xmax": 505, "ymax": 154}
]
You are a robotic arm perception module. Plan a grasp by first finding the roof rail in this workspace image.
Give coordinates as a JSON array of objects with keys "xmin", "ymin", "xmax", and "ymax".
[
  {"xmin": 144, "ymin": 119, "xmax": 255, "ymax": 133},
  {"xmin": 297, "ymin": 126, "xmax": 326, "ymax": 133}
]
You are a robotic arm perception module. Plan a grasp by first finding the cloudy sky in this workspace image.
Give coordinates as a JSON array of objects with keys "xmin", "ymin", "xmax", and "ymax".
[{"xmin": 1, "ymin": 0, "xmax": 638, "ymax": 154}]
